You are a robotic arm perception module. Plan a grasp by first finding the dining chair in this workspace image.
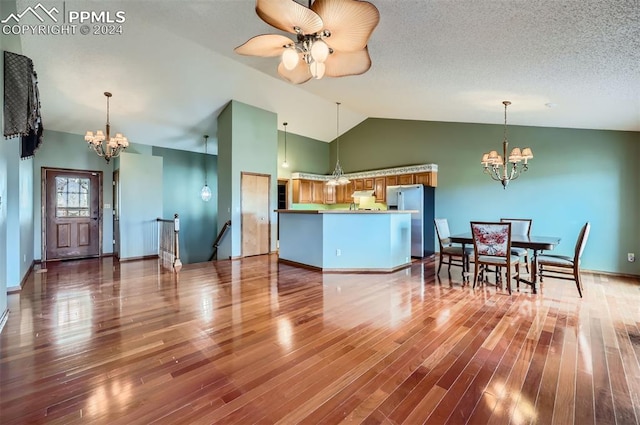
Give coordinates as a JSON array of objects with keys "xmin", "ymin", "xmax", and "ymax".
[
  {"xmin": 470, "ymin": 222, "xmax": 520, "ymax": 294},
  {"xmin": 500, "ymin": 218, "xmax": 532, "ymax": 273},
  {"xmin": 537, "ymin": 222, "xmax": 590, "ymax": 297},
  {"xmin": 434, "ymin": 218, "xmax": 472, "ymax": 278}
]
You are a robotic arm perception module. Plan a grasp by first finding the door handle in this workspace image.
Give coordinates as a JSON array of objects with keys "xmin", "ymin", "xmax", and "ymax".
[{"xmin": 92, "ymin": 217, "xmax": 99, "ymax": 221}]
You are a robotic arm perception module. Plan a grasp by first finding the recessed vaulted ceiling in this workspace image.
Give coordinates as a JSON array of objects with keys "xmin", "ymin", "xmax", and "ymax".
[{"xmin": 10, "ymin": 0, "xmax": 640, "ymax": 154}]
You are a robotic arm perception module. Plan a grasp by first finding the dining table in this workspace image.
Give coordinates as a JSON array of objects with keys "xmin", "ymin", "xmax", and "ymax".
[{"xmin": 449, "ymin": 232, "xmax": 561, "ymax": 294}]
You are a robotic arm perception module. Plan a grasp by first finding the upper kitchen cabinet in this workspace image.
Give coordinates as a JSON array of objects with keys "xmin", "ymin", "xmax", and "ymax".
[
  {"xmin": 290, "ymin": 164, "xmax": 437, "ymax": 205},
  {"xmin": 398, "ymin": 174, "xmax": 414, "ymax": 185},
  {"xmin": 312, "ymin": 181, "xmax": 325, "ymax": 204},
  {"xmin": 292, "ymin": 179, "xmax": 313, "ymax": 203},
  {"xmin": 414, "ymin": 172, "xmax": 437, "ymax": 187},
  {"xmin": 336, "ymin": 182, "xmax": 354, "ymax": 204},
  {"xmin": 374, "ymin": 177, "xmax": 386, "ymax": 202}
]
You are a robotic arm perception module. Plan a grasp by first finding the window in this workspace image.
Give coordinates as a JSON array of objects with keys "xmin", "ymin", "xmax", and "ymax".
[{"xmin": 56, "ymin": 177, "xmax": 90, "ymax": 217}]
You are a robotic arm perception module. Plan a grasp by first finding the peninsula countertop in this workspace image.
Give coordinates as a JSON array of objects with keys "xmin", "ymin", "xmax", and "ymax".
[{"xmin": 275, "ymin": 209, "xmax": 418, "ymax": 214}]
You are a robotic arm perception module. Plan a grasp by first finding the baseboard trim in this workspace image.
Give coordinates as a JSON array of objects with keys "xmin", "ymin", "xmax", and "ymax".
[
  {"xmin": 119, "ymin": 254, "xmax": 159, "ymax": 262},
  {"xmin": 582, "ymin": 269, "xmax": 640, "ymax": 280},
  {"xmin": 433, "ymin": 253, "xmax": 639, "ymax": 280},
  {"xmin": 7, "ymin": 261, "xmax": 35, "ymax": 293},
  {"xmin": 278, "ymin": 258, "xmax": 412, "ymax": 274}
]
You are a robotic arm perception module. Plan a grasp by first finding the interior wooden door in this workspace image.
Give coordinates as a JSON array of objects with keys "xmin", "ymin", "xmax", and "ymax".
[
  {"xmin": 241, "ymin": 172, "xmax": 270, "ymax": 257},
  {"xmin": 43, "ymin": 168, "xmax": 102, "ymax": 260}
]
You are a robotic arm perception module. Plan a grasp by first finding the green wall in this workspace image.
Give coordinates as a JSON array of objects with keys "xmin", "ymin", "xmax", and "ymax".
[
  {"xmin": 277, "ymin": 130, "xmax": 329, "ymax": 178},
  {"xmin": 32, "ymin": 130, "xmax": 115, "ymax": 258},
  {"xmin": 32, "ymin": 130, "xmax": 217, "ymax": 264},
  {"xmin": 118, "ymin": 152, "xmax": 163, "ymax": 260},
  {"xmin": 217, "ymin": 100, "xmax": 278, "ymax": 259},
  {"xmin": 152, "ymin": 146, "xmax": 218, "ymax": 263},
  {"xmin": 334, "ymin": 118, "xmax": 640, "ymax": 275}
]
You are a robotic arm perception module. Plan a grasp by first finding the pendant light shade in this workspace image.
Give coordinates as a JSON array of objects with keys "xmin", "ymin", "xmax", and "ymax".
[{"xmin": 201, "ymin": 135, "xmax": 212, "ymax": 202}]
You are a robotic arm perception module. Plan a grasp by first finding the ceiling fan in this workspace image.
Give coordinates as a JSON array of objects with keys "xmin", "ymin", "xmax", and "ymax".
[{"xmin": 235, "ymin": 0, "xmax": 380, "ymax": 84}]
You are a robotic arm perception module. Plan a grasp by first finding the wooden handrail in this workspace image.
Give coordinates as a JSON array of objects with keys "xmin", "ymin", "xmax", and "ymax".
[{"xmin": 210, "ymin": 220, "xmax": 231, "ymax": 261}]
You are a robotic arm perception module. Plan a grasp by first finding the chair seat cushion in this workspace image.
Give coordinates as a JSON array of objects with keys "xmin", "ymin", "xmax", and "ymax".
[
  {"xmin": 477, "ymin": 255, "xmax": 520, "ymax": 265},
  {"xmin": 442, "ymin": 246, "xmax": 473, "ymax": 256},
  {"xmin": 510, "ymin": 247, "xmax": 528, "ymax": 256},
  {"xmin": 537, "ymin": 254, "xmax": 575, "ymax": 267}
]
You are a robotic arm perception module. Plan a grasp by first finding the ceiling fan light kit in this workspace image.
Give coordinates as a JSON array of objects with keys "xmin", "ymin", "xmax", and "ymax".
[{"xmin": 235, "ymin": 0, "xmax": 380, "ymax": 84}]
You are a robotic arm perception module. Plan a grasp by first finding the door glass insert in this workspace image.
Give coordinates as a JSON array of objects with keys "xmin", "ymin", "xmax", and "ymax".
[{"xmin": 56, "ymin": 177, "xmax": 91, "ymax": 217}]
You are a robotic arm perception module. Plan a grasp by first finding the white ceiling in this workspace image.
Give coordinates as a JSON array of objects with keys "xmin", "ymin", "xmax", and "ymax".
[{"xmin": 12, "ymin": 0, "xmax": 640, "ymax": 155}]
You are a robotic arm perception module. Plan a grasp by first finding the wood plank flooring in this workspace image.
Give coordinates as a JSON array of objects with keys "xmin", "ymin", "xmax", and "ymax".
[{"xmin": 1, "ymin": 255, "xmax": 639, "ymax": 424}]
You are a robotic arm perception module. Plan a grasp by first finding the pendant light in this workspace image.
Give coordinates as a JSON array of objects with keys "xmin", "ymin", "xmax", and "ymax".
[
  {"xmin": 282, "ymin": 122, "xmax": 289, "ymax": 168},
  {"xmin": 481, "ymin": 101, "xmax": 534, "ymax": 189},
  {"xmin": 327, "ymin": 102, "xmax": 350, "ymax": 186},
  {"xmin": 200, "ymin": 135, "xmax": 212, "ymax": 202}
]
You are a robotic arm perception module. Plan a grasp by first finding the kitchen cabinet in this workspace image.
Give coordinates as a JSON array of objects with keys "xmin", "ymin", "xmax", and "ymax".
[
  {"xmin": 312, "ymin": 181, "xmax": 325, "ymax": 204},
  {"xmin": 292, "ymin": 179, "xmax": 313, "ymax": 203},
  {"xmin": 324, "ymin": 184, "xmax": 336, "ymax": 204},
  {"xmin": 337, "ymin": 181, "xmax": 354, "ymax": 204},
  {"xmin": 363, "ymin": 178, "xmax": 375, "ymax": 190},
  {"xmin": 414, "ymin": 172, "xmax": 437, "ymax": 187},
  {"xmin": 292, "ymin": 165, "xmax": 437, "ymax": 205},
  {"xmin": 374, "ymin": 177, "xmax": 386, "ymax": 202},
  {"xmin": 398, "ymin": 174, "xmax": 414, "ymax": 185}
]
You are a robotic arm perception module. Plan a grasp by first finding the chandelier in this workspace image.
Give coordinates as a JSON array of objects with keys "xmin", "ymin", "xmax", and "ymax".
[
  {"xmin": 282, "ymin": 122, "xmax": 289, "ymax": 168},
  {"xmin": 201, "ymin": 135, "xmax": 212, "ymax": 202},
  {"xmin": 327, "ymin": 102, "xmax": 350, "ymax": 186},
  {"xmin": 84, "ymin": 92, "xmax": 129, "ymax": 164},
  {"xmin": 235, "ymin": 0, "xmax": 380, "ymax": 84},
  {"xmin": 481, "ymin": 101, "xmax": 533, "ymax": 189}
]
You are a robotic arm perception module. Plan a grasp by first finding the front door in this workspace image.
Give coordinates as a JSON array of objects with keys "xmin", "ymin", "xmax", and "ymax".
[
  {"xmin": 241, "ymin": 172, "xmax": 270, "ymax": 257},
  {"xmin": 43, "ymin": 168, "xmax": 102, "ymax": 260}
]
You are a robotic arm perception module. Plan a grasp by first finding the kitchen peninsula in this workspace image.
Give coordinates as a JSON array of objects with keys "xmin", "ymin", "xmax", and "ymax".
[{"xmin": 276, "ymin": 209, "xmax": 414, "ymax": 272}]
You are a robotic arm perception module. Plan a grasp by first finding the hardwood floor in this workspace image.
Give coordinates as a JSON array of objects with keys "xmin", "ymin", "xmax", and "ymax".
[{"xmin": 1, "ymin": 255, "xmax": 639, "ymax": 424}]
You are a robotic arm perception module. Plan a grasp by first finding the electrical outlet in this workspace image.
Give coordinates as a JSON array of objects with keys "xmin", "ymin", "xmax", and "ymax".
[
  {"xmin": 628, "ymin": 253, "xmax": 635, "ymax": 262},
  {"xmin": 336, "ymin": 249, "xmax": 341, "ymax": 256}
]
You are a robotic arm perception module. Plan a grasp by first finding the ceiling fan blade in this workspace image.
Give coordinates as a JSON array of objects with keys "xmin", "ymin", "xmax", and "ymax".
[
  {"xmin": 324, "ymin": 47, "xmax": 372, "ymax": 77},
  {"xmin": 278, "ymin": 61, "xmax": 312, "ymax": 84},
  {"xmin": 257, "ymin": 0, "xmax": 324, "ymax": 35},
  {"xmin": 234, "ymin": 34, "xmax": 293, "ymax": 57},
  {"xmin": 311, "ymin": 0, "xmax": 379, "ymax": 52}
]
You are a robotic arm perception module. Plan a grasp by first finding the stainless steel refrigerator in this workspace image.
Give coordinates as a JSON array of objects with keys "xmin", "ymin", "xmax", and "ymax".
[{"xmin": 386, "ymin": 184, "xmax": 435, "ymax": 257}]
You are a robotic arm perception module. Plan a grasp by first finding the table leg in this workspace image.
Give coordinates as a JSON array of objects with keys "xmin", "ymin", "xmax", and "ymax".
[
  {"xmin": 531, "ymin": 249, "xmax": 539, "ymax": 294},
  {"xmin": 462, "ymin": 242, "xmax": 468, "ymax": 281}
]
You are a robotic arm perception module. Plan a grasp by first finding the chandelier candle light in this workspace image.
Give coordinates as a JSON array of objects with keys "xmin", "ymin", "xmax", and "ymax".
[
  {"xmin": 481, "ymin": 101, "xmax": 533, "ymax": 189},
  {"xmin": 84, "ymin": 92, "xmax": 129, "ymax": 163},
  {"xmin": 282, "ymin": 122, "xmax": 289, "ymax": 168},
  {"xmin": 327, "ymin": 102, "xmax": 350, "ymax": 186},
  {"xmin": 201, "ymin": 135, "xmax": 212, "ymax": 202}
]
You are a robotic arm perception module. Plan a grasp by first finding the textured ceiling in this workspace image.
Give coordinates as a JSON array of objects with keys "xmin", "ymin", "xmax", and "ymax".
[{"xmin": 11, "ymin": 0, "xmax": 640, "ymax": 154}]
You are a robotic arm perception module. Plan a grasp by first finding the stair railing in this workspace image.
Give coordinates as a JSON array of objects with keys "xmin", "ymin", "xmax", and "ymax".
[
  {"xmin": 210, "ymin": 220, "xmax": 231, "ymax": 261},
  {"xmin": 157, "ymin": 213, "xmax": 182, "ymax": 272}
]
